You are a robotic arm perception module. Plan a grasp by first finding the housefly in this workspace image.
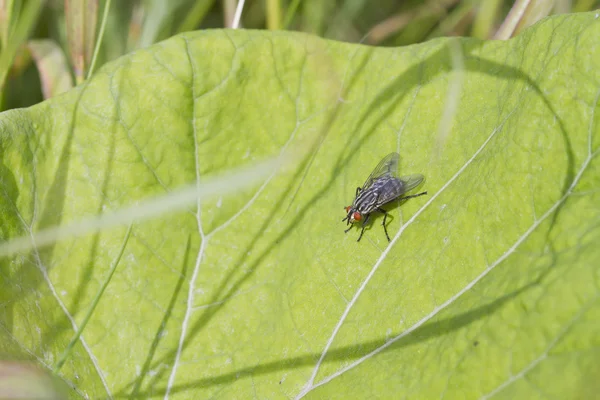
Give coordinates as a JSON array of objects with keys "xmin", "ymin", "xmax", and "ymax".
[{"xmin": 343, "ymin": 152, "xmax": 427, "ymax": 242}]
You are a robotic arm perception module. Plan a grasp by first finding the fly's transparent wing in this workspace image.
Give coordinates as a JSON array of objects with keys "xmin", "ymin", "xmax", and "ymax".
[
  {"xmin": 373, "ymin": 174, "xmax": 425, "ymax": 207},
  {"xmin": 397, "ymin": 174, "xmax": 425, "ymax": 193},
  {"xmin": 361, "ymin": 152, "xmax": 399, "ymax": 190}
]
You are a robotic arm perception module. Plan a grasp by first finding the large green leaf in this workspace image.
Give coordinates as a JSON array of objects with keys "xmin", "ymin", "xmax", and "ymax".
[{"xmin": 1, "ymin": 13, "xmax": 600, "ymax": 399}]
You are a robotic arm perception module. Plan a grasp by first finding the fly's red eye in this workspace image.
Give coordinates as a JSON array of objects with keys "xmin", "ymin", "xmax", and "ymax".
[
  {"xmin": 345, "ymin": 206, "xmax": 352, "ymax": 213},
  {"xmin": 353, "ymin": 212, "xmax": 362, "ymax": 221}
]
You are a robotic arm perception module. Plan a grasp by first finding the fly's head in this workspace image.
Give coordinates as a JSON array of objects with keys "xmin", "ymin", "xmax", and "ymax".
[{"xmin": 343, "ymin": 205, "xmax": 363, "ymax": 225}]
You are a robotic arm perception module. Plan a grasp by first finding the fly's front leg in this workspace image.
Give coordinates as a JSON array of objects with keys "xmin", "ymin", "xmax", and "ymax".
[
  {"xmin": 356, "ymin": 214, "xmax": 370, "ymax": 242},
  {"xmin": 377, "ymin": 207, "xmax": 391, "ymax": 242}
]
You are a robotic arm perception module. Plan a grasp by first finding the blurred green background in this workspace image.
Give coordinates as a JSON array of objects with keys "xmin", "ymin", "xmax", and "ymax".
[{"xmin": 0, "ymin": 0, "xmax": 598, "ymax": 111}]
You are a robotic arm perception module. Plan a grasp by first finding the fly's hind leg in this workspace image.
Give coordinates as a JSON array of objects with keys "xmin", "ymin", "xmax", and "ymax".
[
  {"xmin": 377, "ymin": 207, "xmax": 391, "ymax": 242},
  {"xmin": 398, "ymin": 191, "xmax": 428, "ymax": 201},
  {"xmin": 377, "ymin": 191, "xmax": 427, "ymax": 242}
]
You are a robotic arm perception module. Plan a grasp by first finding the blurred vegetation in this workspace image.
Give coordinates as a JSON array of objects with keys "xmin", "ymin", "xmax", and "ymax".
[{"xmin": 0, "ymin": 0, "xmax": 598, "ymax": 111}]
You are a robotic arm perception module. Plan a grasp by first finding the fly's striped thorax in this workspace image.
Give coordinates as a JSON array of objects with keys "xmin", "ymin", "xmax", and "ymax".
[{"xmin": 353, "ymin": 189, "xmax": 378, "ymax": 213}]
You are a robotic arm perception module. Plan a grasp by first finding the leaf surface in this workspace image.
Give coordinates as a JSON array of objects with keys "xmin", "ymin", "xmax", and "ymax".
[{"xmin": 1, "ymin": 14, "xmax": 600, "ymax": 399}]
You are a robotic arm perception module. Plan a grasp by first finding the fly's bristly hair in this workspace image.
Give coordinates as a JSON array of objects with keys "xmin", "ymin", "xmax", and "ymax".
[{"xmin": 353, "ymin": 187, "xmax": 378, "ymax": 214}]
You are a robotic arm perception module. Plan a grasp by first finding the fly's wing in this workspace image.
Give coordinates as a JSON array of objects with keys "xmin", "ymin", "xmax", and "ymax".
[
  {"xmin": 361, "ymin": 152, "xmax": 399, "ymax": 190},
  {"xmin": 397, "ymin": 174, "xmax": 425, "ymax": 193},
  {"xmin": 374, "ymin": 173, "xmax": 425, "ymax": 207}
]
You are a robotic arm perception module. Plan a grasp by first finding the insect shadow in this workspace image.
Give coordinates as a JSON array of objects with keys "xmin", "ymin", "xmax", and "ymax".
[{"xmin": 343, "ymin": 152, "xmax": 427, "ymax": 242}]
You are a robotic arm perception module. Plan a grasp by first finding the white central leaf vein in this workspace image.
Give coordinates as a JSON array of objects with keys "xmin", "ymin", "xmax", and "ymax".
[
  {"xmin": 165, "ymin": 43, "xmax": 306, "ymax": 394},
  {"xmin": 164, "ymin": 41, "xmax": 207, "ymax": 396}
]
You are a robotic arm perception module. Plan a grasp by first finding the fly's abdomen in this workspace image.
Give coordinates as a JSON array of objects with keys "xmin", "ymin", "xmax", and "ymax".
[{"xmin": 373, "ymin": 176, "xmax": 405, "ymax": 205}]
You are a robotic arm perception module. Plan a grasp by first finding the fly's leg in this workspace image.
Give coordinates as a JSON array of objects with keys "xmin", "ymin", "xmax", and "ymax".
[
  {"xmin": 356, "ymin": 214, "xmax": 370, "ymax": 242},
  {"xmin": 398, "ymin": 191, "xmax": 428, "ymax": 201},
  {"xmin": 344, "ymin": 225, "xmax": 353, "ymax": 234},
  {"xmin": 377, "ymin": 207, "xmax": 391, "ymax": 242},
  {"xmin": 376, "ymin": 192, "xmax": 427, "ymax": 242}
]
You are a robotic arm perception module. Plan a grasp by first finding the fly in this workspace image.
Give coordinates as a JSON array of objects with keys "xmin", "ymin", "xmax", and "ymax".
[{"xmin": 343, "ymin": 152, "xmax": 427, "ymax": 242}]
